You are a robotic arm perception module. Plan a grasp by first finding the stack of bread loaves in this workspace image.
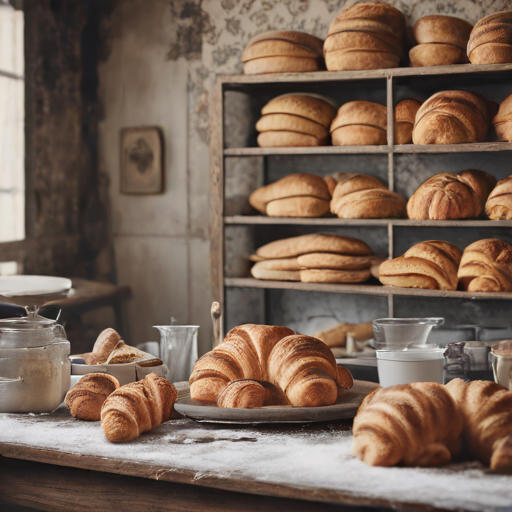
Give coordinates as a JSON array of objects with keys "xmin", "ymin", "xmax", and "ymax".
[
  {"xmin": 324, "ymin": 3, "xmax": 405, "ymax": 71},
  {"xmin": 330, "ymin": 101, "xmax": 387, "ymax": 145},
  {"xmin": 394, "ymin": 99, "xmax": 422, "ymax": 144},
  {"xmin": 379, "ymin": 240, "xmax": 462, "ymax": 291},
  {"xmin": 492, "ymin": 93, "xmax": 512, "ymax": 142},
  {"xmin": 412, "ymin": 90, "xmax": 496, "ymax": 145},
  {"xmin": 409, "ymin": 15, "xmax": 472, "ymax": 67},
  {"xmin": 251, "ymin": 234, "xmax": 374, "ymax": 284},
  {"xmin": 249, "ymin": 174, "xmax": 332, "ymax": 217},
  {"xmin": 468, "ymin": 11, "xmax": 512, "ymax": 65},
  {"xmin": 458, "ymin": 239, "xmax": 512, "ymax": 292},
  {"xmin": 329, "ymin": 173, "xmax": 406, "ymax": 218},
  {"xmin": 407, "ymin": 169, "xmax": 496, "ymax": 220},
  {"xmin": 242, "ymin": 31, "xmax": 324, "ymax": 74},
  {"xmin": 256, "ymin": 94, "xmax": 337, "ymax": 147},
  {"xmin": 486, "ymin": 176, "xmax": 512, "ymax": 220}
]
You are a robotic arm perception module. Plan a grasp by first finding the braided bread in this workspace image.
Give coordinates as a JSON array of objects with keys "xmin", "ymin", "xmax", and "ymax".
[
  {"xmin": 353, "ymin": 382, "xmax": 463, "ymax": 467},
  {"xmin": 446, "ymin": 379, "xmax": 512, "ymax": 473},
  {"xmin": 190, "ymin": 324, "xmax": 353, "ymax": 407},
  {"xmin": 101, "ymin": 374, "xmax": 177, "ymax": 442}
]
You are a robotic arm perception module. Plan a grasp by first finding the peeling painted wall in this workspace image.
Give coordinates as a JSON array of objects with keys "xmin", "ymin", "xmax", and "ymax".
[{"xmin": 97, "ymin": 0, "xmax": 512, "ymax": 354}]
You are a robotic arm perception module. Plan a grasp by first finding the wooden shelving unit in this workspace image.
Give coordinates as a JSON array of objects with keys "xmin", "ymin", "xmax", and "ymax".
[{"xmin": 210, "ymin": 62, "xmax": 512, "ymax": 330}]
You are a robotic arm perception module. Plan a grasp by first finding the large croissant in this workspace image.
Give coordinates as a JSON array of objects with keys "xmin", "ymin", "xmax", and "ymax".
[
  {"xmin": 353, "ymin": 383, "xmax": 462, "ymax": 467},
  {"xmin": 190, "ymin": 324, "xmax": 352, "ymax": 407},
  {"xmin": 446, "ymin": 379, "xmax": 512, "ymax": 474},
  {"xmin": 101, "ymin": 374, "xmax": 177, "ymax": 442}
]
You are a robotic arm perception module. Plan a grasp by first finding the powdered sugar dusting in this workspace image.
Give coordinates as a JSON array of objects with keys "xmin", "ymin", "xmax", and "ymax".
[{"xmin": 1, "ymin": 407, "xmax": 511, "ymax": 511}]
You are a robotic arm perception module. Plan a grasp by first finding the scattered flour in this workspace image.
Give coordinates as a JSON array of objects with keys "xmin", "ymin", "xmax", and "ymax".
[{"xmin": 1, "ymin": 406, "xmax": 511, "ymax": 511}]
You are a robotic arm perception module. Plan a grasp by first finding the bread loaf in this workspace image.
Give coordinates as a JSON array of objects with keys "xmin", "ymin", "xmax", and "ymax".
[
  {"xmin": 315, "ymin": 322, "xmax": 373, "ymax": 348},
  {"xmin": 251, "ymin": 262, "xmax": 300, "ymax": 281},
  {"xmin": 330, "ymin": 173, "xmax": 406, "ymax": 219},
  {"xmin": 217, "ymin": 379, "xmax": 290, "ymax": 408},
  {"xmin": 249, "ymin": 174, "xmax": 331, "ymax": 217},
  {"xmin": 257, "ymin": 131, "xmax": 326, "ymax": 147},
  {"xmin": 407, "ymin": 169, "xmax": 496, "ymax": 220},
  {"xmin": 331, "ymin": 125, "xmax": 387, "ymax": 146},
  {"xmin": 486, "ymin": 176, "xmax": 512, "ymax": 219},
  {"xmin": 65, "ymin": 373, "xmax": 120, "ymax": 421},
  {"xmin": 300, "ymin": 268, "xmax": 371, "ymax": 283},
  {"xmin": 394, "ymin": 99, "xmax": 422, "ymax": 144},
  {"xmin": 256, "ymin": 113, "xmax": 329, "ymax": 140},
  {"xmin": 458, "ymin": 238, "xmax": 512, "ymax": 292},
  {"xmin": 242, "ymin": 31, "xmax": 324, "ymax": 74},
  {"xmin": 92, "ymin": 328, "xmax": 122, "ymax": 364},
  {"xmin": 446, "ymin": 379, "xmax": 512, "ymax": 473},
  {"xmin": 189, "ymin": 324, "xmax": 353, "ymax": 407},
  {"xmin": 101, "ymin": 374, "xmax": 177, "ymax": 442},
  {"xmin": 409, "ymin": 43, "xmax": 469, "ymax": 67},
  {"xmin": 297, "ymin": 252, "xmax": 373, "ymax": 270},
  {"xmin": 468, "ymin": 12, "xmax": 512, "ymax": 65},
  {"xmin": 412, "ymin": 90, "xmax": 491, "ymax": 145},
  {"xmin": 324, "ymin": 3, "xmax": 405, "ymax": 71},
  {"xmin": 413, "ymin": 15, "xmax": 473, "ymax": 49},
  {"xmin": 379, "ymin": 240, "xmax": 462, "ymax": 290},
  {"xmin": 353, "ymin": 383, "xmax": 463, "ymax": 467},
  {"xmin": 493, "ymin": 93, "xmax": 512, "ymax": 142},
  {"xmin": 255, "ymin": 233, "xmax": 373, "ymax": 259}
]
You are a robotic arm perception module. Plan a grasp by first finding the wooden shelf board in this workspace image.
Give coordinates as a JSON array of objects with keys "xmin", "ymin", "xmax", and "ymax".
[
  {"xmin": 220, "ymin": 63, "xmax": 512, "ymax": 86},
  {"xmin": 224, "ymin": 216, "xmax": 512, "ymax": 228},
  {"xmin": 225, "ymin": 277, "xmax": 512, "ymax": 300},
  {"xmin": 395, "ymin": 142, "xmax": 512, "ymax": 153}
]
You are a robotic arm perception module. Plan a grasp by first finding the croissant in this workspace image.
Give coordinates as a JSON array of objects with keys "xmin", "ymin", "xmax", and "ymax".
[
  {"xmin": 92, "ymin": 328, "xmax": 122, "ymax": 364},
  {"xmin": 407, "ymin": 170, "xmax": 496, "ymax": 220},
  {"xmin": 485, "ymin": 176, "xmax": 512, "ymax": 220},
  {"xmin": 217, "ymin": 379, "xmax": 290, "ymax": 408},
  {"xmin": 446, "ymin": 379, "xmax": 512, "ymax": 473},
  {"xmin": 190, "ymin": 324, "xmax": 353, "ymax": 407},
  {"xmin": 458, "ymin": 238, "xmax": 512, "ymax": 292},
  {"xmin": 379, "ymin": 240, "xmax": 462, "ymax": 290},
  {"xmin": 353, "ymin": 382, "xmax": 463, "ymax": 467},
  {"xmin": 101, "ymin": 374, "xmax": 177, "ymax": 442},
  {"xmin": 65, "ymin": 373, "xmax": 120, "ymax": 421}
]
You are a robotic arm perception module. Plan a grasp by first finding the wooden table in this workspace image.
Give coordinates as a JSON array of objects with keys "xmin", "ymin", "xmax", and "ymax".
[{"xmin": 1, "ymin": 407, "xmax": 511, "ymax": 512}]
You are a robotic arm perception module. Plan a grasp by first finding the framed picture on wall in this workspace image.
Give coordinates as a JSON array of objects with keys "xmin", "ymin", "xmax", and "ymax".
[{"xmin": 120, "ymin": 126, "xmax": 163, "ymax": 194}]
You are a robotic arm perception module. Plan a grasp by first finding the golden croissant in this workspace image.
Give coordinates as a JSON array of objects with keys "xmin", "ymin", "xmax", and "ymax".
[
  {"xmin": 101, "ymin": 374, "xmax": 177, "ymax": 442},
  {"xmin": 446, "ymin": 379, "xmax": 512, "ymax": 474},
  {"xmin": 353, "ymin": 382, "xmax": 463, "ymax": 467}
]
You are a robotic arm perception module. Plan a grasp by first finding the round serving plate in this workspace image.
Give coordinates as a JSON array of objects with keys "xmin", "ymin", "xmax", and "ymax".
[{"xmin": 174, "ymin": 379, "xmax": 379, "ymax": 424}]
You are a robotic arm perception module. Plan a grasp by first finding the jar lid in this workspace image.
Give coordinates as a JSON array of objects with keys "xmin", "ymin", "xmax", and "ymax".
[{"xmin": 0, "ymin": 315, "xmax": 65, "ymax": 349}]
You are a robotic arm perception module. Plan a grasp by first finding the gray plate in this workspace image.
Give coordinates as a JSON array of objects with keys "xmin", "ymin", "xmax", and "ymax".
[{"xmin": 174, "ymin": 380, "xmax": 379, "ymax": 424}]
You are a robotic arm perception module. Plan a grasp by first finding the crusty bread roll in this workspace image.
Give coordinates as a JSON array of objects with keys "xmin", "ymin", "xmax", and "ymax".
[
  {"xmin": 394, "ymin": 99, "xmax": 422, "ymax": 144},
  {"xmin": 409, "ymin": 43, "xmax": 469, "ymax": 67},
  {"xmin": 446, "ymin": 378, "xmax": 512, "ymax": 473},
  {"xmin": 256, "ymin": 113, "xmax": 329, "ymax": 140},
  {"xmin": 407, "ymin": 169, "xmax": 496, "ymax": 220},
  {"xmin": 486, "ymin": 176, "xmax": 512, "ymax": 220},
  {"xmin": 413, "ymin": 15, "xmax": 473, "ymax": 49},
  {"xmin": 255, "ymin": 233, "xmax": 373, "ymax": 259},
  {"xmin": 380, "ymin": 240, "xmax": 462, "ymax": 291},
  {"xmin": 251, "ymin": 262, "xmax": 300, "ymax": 282},
  {"xmin": 324, "ymin": 3, "xmax": 405, "ymax": 71},
  {"xmin": 242, "ymin": 31, "xmax": 324, "ymax": 74},
  {"xmin": 300, "ymin": 268, "xmax": 371, "ymax": 283},
  {"xmin": 257, "ymin": 131, "xmax": 326, "ymax": 147},
  {"xmin": 249, "ymin": 174, "xmax": 331, "ymax": 216},
  {"xmin": 493, "ymin": 93, "xmax": 512, "ymax": 142},
  {"xmin": 92, "ymin": 328, "xmax": 122, "ymax": 364},
  {"xmin": 65, "ymin": 373, "xmax": 120, "ymax": 421},
  {"xmin": 297, "ymin": 252, "xmax": 373, "ymax": 270},
  {"xmin": 190, "ymin": 324, "xmax": 352, "ymax": 407},
  {"xmin": 458, "ymin": 238, "xmax": 512, "ymax": 292},
  {"xmin": 353, "ymin": 383, "xmax": 462, "ymax": 467},
  {"xmin": 412, "ymin": 90, "xmax": 491, "ymax": 145},
  {"xmin": 331, "ymin": 125, "xmax": 387, "ymax": 145},
  {"xmin": 468, "ymin": 11, "xmax": 512, "ymax": 65},
  {"xmin": 330, "ymin": 173, "xmax": 406, "ymax": 219}
]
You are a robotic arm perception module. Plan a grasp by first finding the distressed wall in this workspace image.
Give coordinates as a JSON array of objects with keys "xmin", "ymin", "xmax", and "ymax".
[{"xmin": 97, "ymin": 0, "xmax": 512, "ymax": 353}]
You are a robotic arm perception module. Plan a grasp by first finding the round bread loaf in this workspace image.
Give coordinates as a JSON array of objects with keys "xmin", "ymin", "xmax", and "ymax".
[
  {"xmin": 257, "ymin": 130, "xmax": 326, "ymax": 147},
  {"xmin": 331, "ymin": 125, "xmax": 387, "ymax": 146},
  {"xmin": 251, "ymin": 257, "xmax": 301, "ymax": 271},
  {"xmin": 297, "ymin": 252, "xmax": 373, "ymax": 270},
  {"xmin": 242, "ymin": 40, "xmax": 319, "ymax": 61},
  {"xmin": 266, "ymin": 196, "xmax": 330, "ymax": 217},
  {"xmin": 256, "ymin": 113, "xmax": 329, "ymax": 139},
  {"xmin": 324, "ymin": 31, "xmax": 403, "ymax": 57},
  {"xmin": 245, "ymin": 30, "xmax": 324, "ymax": 58},
  {"xmin": 251, "ymin": 263, "xmax": 300, "ymax": 281},
  {"xmin": 331, "ymin": 188, "xmax": 407, "ymax": 218},
  {"xmin": 300, "ymin": 268, "xmax": 371, "ymax": 283},
  {"xmin": 409, "ymin": 43, "xmax": 469, "ymax": 67},
  {"xmin": 244, "ymin": 56, "xmax": 321, "ymax": 75},
  {"xmin": 413, "ymin": 15, "xmax": 472, "ymax": 49},
  {"xmin": 331, "ymin": 101, "xmax": 387, "ymax": 131},
  {"xmin": 468, "ymin": 12, "xmax": 512, "ymax": 64},
  {"xmin": 325, "ymin": 49, "xmax": 400, "ymax": 71}
]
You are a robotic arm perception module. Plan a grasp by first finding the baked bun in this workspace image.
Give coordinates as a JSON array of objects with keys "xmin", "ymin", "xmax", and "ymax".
[
  {"xmin": 92, "ymin": 328, "xmax": 122, "ymax": 364},
  {"xmin": 379, "ymin": 240, "xmax": 462, "ymax": 291},
  {"xmin": 242, "ymin": 31, "xmax": 324, "ymax": 74},
  {"xmin": 249, "ymin": 174, "xmax": 331, "ymax": 217},
  {"xmin": 412, "ymin": 90, "xmax": 492, "ymax": 145},
  {"xmin": 493, "ymin": 93, "xmax": 512, "ymax": 142},
  {"xmin": 257, "ymin": 94, "xmax": 336, "ymax": 147},
  {"xmin": 407, "ymin": 169, "xmax": 496, "ymax": 220},
  {"xmin": 395, "ymin": 99, "xmax": 422, "ymax": 144},
  {"xmin": 486, "ymin": 176, "xmax": 512, "ymax": 220},
  {"xmin": 324, "ymin": 2, "xmax": 405, "ymax": 71},
  {"xmin": 409, "ymin": 43, "xmax": 469, "ymax": 67},
  {"xmin": 458, "ymin": 238, "xmax": 512, "ymax": 292},
  {"xmin": 468, "ymin": 12, "xmax": 512, "ymax": 65},
  {"xmin": 330, "ymin": 173, "xmax": 406, "ymax": 218},
  {"xmin": 330, "ymin": 101, "xmax": 387, "ymax": 146}
]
